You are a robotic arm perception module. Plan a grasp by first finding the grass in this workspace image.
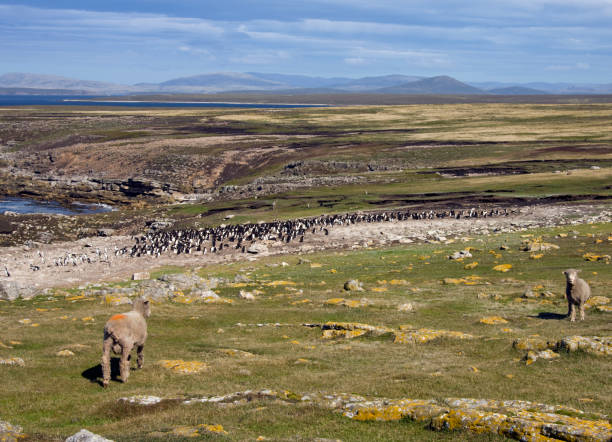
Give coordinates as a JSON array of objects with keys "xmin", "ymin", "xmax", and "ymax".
[{"xmin": 1, "ymin": 222, "xmax": 610, "ymax": 440}]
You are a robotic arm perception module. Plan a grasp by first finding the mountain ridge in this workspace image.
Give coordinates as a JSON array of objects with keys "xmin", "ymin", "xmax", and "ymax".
[{"xmin": 2, "ymin": 71, "xmax": 612, "ymax": 95}]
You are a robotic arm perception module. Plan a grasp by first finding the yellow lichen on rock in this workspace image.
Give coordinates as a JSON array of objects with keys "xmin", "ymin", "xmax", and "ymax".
[
  {"xmin": 493, "ymin": 264, "xmax": 513, "ymax": 272},
  {"xmin": 323, "ymin": 298, "xmax": 369, "ymax": 308},
  {"xmin": 479, "ymin": 316, "xmax": 508, "ymax": 325},
  {"xmin": 322, "ymin": 329, "xmax": 367, "ymax": 339},
  {"xmin": 530, "ymin": 253, "xmax": 544, "ymax": 259},
  {"xmin": 583, "ymin": 253, "xmax": 611, "ymax": 262},
  {"xmin": 555, "ymin": 336, "xmax": 611, "ymax": 355},
  {"xmin": 171, "ymin": 424, "xmax": 228, "ymax": 437},
  {"xmin": 394, "ymin": 329, "xmax": 473, "ymax": 345},
  {"xmin": 158, "ymin": 359, "xmax": 207, "ymax": 374},
  {"xmin": 512, "ymin": 338, "xmax": 549, "ymax": 351},
  {"xmin": 464, "ymin": 262, "xmax": 479, "ymax": 270},
  {"xmin": 585, "ymin": 296, "xmax": 610, "ymax": 308}
]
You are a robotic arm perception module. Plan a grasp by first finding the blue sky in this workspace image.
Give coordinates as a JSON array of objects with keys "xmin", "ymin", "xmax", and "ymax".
[{"xmin": 1, "ymin": 1, "xmax": 611, "ymax": 84}]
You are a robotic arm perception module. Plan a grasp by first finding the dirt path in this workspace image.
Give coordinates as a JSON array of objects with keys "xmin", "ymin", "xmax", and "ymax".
[{"xmin": 1, "ymin": 203, "xmax": 609, "ymax": 295}]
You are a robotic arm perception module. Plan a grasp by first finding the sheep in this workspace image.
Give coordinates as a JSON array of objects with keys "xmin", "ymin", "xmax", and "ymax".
[
  {"xmin": 563, "ymin": 269, "xmax": 591, "ymax": 322},
  {"xmin": 101, "ymin": 297, "xmax": 150, "ymax": 387}
]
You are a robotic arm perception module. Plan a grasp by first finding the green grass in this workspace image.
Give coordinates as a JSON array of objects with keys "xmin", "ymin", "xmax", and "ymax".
[{"xmin": 1, "ymin": 222, "xmax": 610, "ymax": 440}]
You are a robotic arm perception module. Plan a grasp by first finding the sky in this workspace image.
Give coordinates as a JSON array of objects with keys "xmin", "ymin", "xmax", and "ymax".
[{"xmin": 1, "ymin": 0, "xmax": 611, "ymax": 84}]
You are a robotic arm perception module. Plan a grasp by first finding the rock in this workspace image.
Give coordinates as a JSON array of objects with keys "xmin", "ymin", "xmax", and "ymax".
[
  {"xmin": 0, "ymin": 281, "xmax": 20, "ymax": 301},
  {"xmin": 247, "ymin": 243, "xmax": 268, "ymax": 254},
  {"xmin": 394, "ymin": 329, "xmax": 473, "ymax": 345},
  {"xmin": 158, "ymin": 359, "xmax": 207, "ymax": 374},
  {"xmin": 132, "ymin": 272, "xmax": 150, "ymax": 281},
  {"xmin": 0, "ymin": 419, "xmax": 25, "ymax": 441},
  {"xmin": 512, "ymin": 338, "xmax": 550, "ymax": 351},
  {"xmin": 56, "ymin": 350, "xmax": 75, "ymax": 357},
  {"xmin": 448, "ymin": 250, "xmax": 472, "ymax": 260},
  {"xmin": 239, "ymin": 290, "xmax": 256, "ymax": 300},
  {"xmin": 233, "ymin": 274, "xmax": 250, "ymax": 283},
  {"xmin": 524, "ymin": 349, "xmax": 560, "ymax": 365},
  {"xmin": 398, "ymin": 303, "xmax": 415, "ymax": 312},
  {"xmin": 119, "ymin": 395, "xmax": 163, "ymax": 405},
  {"xmin": 0, "ymin": 357, "xmax": 25, "ymax": 366},
  {"xmin": 479, "ymin": 316, "xmax": 508, "ymax": 325},
  {"xmin": 96, "ymin": 229, "xmax": 115, "ymax": 237},
  {"xmin": 343, "ymin": 280, "xmax": 364, "ymax": 291},
  {"xmin": 585, "ymin": 296, "xmax": 610, "ymax": 308},
  {"xmin": 555, "ymin": 336, "xmax": 611, "ymax": 355},
  {"xmin": 522, "ymin": 288, "xmax": 536, "ymax": 298},
  {"xmin": 65, "ymin": 429, "xmax": 114, "ymax": 442}
]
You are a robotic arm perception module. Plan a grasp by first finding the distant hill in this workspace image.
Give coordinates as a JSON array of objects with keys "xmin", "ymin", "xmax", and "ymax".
[
  {"xmin": 328, "ymin": 75, "xmax": 424, "ymax": 91},
  {"xmin": 158, "ymin": 72, "xmax": 285, "ymax": 93},
  {"xmin": 487, "ymin": 86, "xmax": 548, "ymax": 95},
  {"xmin": 2, "ymin": 71, "xmax": 611, "ymax": 96},
  {"xmin": 377, "ymin": 76, "xmax": 484, "ymax": 94},
  {"xmin": 0, "ymin": 73, "xmax": 135, "ymax": 94}
]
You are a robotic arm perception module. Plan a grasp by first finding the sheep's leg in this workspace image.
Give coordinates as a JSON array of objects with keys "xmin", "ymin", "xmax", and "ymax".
[
  {"xmin": 569, "ymin": 303, "xmax": 576, "ymax": 322},
  {"xmin": 101, "ymin": 337, "xmax": 113, "ymax": 387},
  {"xmin": 120, "ymin": 343, "xmax": 133, "ymax": 383},
  {"xmin": 137, "ymin": 344, "xmax": 144, "ymax": 369},
  {"xmin": 579, "ymin": 303, "xmax": 586, "ymax": 321}
]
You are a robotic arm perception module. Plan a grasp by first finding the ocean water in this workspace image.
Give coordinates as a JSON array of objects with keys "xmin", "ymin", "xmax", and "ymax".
[
  {"xmin": 0, "ymin": 196, "xmax": 112, "ymax": 215},
  {"xmin": 0, "ymin": 95, "xmax": 322, "ymax": 108}
]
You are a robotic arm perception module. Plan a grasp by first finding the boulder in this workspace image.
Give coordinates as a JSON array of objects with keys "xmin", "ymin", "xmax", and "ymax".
[
  {"xmin": 448, "ymin": 250, "xmax": 472, "ymax": 260},
  {"xmin": 65, "ymin": 429, "xmax": 114, "ymax": 442},
  {"xmin": 0, "ymin": 281, "xmax": 19, "ymax": 301},
  {"xmin": 132, "ymin": 272, "xmax": 150, "ymax": 281},
  {"xmin": 344, "ymin": 280, "xmax": 364, "ymax": 291},
  {"xmin": 247, "ymin": 243, "xmax": 268, "ymax": 254}
]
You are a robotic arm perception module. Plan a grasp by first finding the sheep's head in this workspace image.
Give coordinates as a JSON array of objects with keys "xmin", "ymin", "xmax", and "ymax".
[
  {"xmin": 563, "ymin": 268, "xmax": 580, "ymax": 284},
  {"xmin": 132, "ymin": 298, "xmax": 151, "ymax": 318}
]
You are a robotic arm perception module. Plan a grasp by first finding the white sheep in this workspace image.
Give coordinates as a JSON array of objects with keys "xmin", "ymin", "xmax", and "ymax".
[
  {"xmin": 563, "ymin": 269, "xmax": 591, "ymax": 322},
  {"xmin": 101, "ymin": 297, "xmax": 150, "ymax": 387}
]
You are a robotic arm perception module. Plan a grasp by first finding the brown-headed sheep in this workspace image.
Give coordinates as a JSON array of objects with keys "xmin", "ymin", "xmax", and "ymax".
[
  {"xmin": 563, "ymin": 269, "xmax": 591, "ymax": 322},
  {"xmin": 101, "ymin": 297, "xmax": 150, "ymax": 387}
]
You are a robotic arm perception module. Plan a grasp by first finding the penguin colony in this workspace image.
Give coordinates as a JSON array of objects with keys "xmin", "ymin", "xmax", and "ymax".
[{"xmin": 123, "ymin": 207, "xmax": 515, "ymax": 258}]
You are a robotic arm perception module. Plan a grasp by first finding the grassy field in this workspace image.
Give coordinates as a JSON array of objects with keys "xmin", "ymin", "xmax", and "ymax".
[{"xmin": 1, "ymin": 222, "xmax": 610, "ymax": 440}]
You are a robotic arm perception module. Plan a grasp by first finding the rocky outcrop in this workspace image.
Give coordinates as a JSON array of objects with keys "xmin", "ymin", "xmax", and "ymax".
[
  {"xmin": 119, "ymin": 389, "xmax": 612, "ymax": 442},
  {"xmin": 65, "ymin": 429, "xmax": 114, "ymax": 442}
]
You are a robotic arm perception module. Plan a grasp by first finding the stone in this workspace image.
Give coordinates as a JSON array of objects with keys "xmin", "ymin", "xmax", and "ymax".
[
  {"xmin": 56, "ymin": 350, "xmax": 75, "ymax": 357},
  {"xmin": 343, "ymin": 280, "xmax": 364, "ymax": 291},
  {"xmin": 394, "ymin": 329, "xmax": 473, "ymax": 345},
  {"xmin": 448, "ymin": 250, "xmax": 472, "ymax": 260},
  {"xmin": 0, "ymin": 281, "xmax": 20, "ymax": 301},
  {"xmin": 585, "ymin": 296, "xmax": 610, "ymax": 308},
  {"xmin": 398, "ymin": 303, "xmax": 415, "ymax": 312},
  {"xmin": 479, "ymin": 316, "xmax": 508, "ymax": 325},
  {"xmin": 239, "ymin": 290, "xmax": 256, "ymax": 300},
  {"xmin": 512, "ymin": 338, "xmax": 549, "ymax": 351},
  {"xmin": 120, "ymin": 395, "xmax": 163, "ymax": 405},
  {"xmin": 0, "ymin": 419, "xmax": 25, "ymax": 441},
  {"xmin": 132, "ymin": 272, "xmax": 150, "ymax": 281},
  {"xmin": 247, "ymin": 243, "xmax": 268, "ymax": 254},
  {"xmin": 0, "ymin": 357, "xmax": 25, "ymax": 367},
  {"xmin": 158, "ymin": 359, "xmax": 207, "ymax": 374},
  {"xmin": 65, "ymin": 429, "xmax": 114, "ymax": 442},
  {"xmin": 524, "ymin": 349, "xmax": 560, "ymax": 365},
  {"xmin": 555, "ymin": 336, "xmax": 611, "ymax": 355}
]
